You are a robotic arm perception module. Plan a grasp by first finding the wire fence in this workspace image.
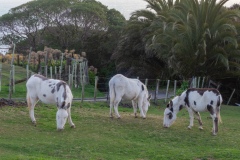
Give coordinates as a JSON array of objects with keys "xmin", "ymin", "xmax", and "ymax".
[{"xmin": 0, "ymin": 61, "xmax": 238, "ymax": 106}]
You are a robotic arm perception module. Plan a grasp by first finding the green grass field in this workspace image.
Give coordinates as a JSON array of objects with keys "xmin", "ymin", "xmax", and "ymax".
[
  {"xmin": 1, "ymin": 63, "xmax": 240, "ymax": 159},
  {"xmin": 0, "ymin": 101, "xmax": 240, "ymax": 160}
]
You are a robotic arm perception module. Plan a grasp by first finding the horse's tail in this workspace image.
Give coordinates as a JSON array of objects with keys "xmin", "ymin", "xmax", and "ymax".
[
  {"xmin": 26, "ymin": 92, "xmax": 31, "ymax": 110},
  {"xmin": 109, "ymin": 81, "xmax": 116, "ymax": 102},
  {"xmin": 217, "ymin": 95, "xmax": 223, "ymax": 124},
  {"xmin": 218, "ymin": 111, "xmax": 222, "ymax": 124}
]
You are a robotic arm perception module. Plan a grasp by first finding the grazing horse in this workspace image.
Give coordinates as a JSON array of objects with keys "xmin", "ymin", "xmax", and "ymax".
[
  {"xmin": 26, "ymin": 74, "xmax": 75, "ymax": 130},
  {"xmin": 163, "ymin": 88, "xmax": 222, "ymax": 135},
  {"xmin": 109, "ymin": 74, "xmax": 151, "ymax": 119}
]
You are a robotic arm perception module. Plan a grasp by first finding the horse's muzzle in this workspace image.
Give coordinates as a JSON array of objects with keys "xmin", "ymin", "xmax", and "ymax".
[
  {"xmin": 163, "ymin": 124, "xmax": 169, "ymax": 128},
  {"xmin": 57, "ymin": 128, "xmax": 64, "ymax": 131}
]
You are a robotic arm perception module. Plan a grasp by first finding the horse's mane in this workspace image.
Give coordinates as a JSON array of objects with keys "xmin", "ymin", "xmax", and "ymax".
[{"xmin": 56, "ymin": 81, "xmax": 67, "ymax": 99}]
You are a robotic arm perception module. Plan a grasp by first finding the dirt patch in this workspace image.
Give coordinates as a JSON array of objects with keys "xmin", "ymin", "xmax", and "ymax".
[{"xmin": 0, "ymin": 98, "xmax": 27, "ymax": 107}]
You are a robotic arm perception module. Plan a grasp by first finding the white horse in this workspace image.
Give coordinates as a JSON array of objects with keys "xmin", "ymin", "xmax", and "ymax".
[
  {"xmin": 109, "ymin": 74, "xmax": 151, "ymax": 119},
  {"xmin": 26, "ymin": 74, "xmax": 75, "ymax": 130}
]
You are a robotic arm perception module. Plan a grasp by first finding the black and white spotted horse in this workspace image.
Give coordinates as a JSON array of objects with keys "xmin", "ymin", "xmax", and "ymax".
[
  {"xmin": 163, "ymin": 88, "xmax": 222, "ymax": 135},
  {"xmin": 26, "ymin": 74, "xmax": 75, "ymax": 130}
]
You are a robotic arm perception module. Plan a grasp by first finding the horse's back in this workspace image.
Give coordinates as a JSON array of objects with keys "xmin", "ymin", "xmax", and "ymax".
[
  {"xmin": 109, "ymin": 74, "xmax": 143, "ymax": 100},
  {"xmin": 26, "ymin": 74, "xmax": 60, "ymax": 103}
]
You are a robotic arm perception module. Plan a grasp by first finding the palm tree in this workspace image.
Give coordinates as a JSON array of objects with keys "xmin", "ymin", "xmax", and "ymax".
[
  {"xmin": 151, "ymin": 0, "xmax": 240, "ymax": 78},
  {"xmin": 113, "ymin": 0, "xmax": 175, "ymax": 78}
]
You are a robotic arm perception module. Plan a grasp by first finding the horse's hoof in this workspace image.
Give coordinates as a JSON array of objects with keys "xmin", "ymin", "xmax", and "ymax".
[
  {"xmin": 135, "ymin": 116, "xmax": 138, "ymax": 118},
  {"xmin": 117, "ymin": 117, "xmax": 121, "ymax": 119},
  {"xmin": 142, "ymin": 117, "xmax": 146, "ymax": 119},
  {"xmin": 71, "ymin": 125, "xmax": 75, "ymax": 128},
  {"xmin": 199, "ymin": 126, "xmax": 203, "ymax": 130},
  {"xmin": 188, "ymin": 126, "xmax": 192, "ymax": 129},
  {"xmin": 57, "ymin": 129, "xmax": 63, "ymax": 132},
  {"xmin": 32, "ymin": 121, "xmax": 36, "ymax": 127},
  {"xmin": 212, "ymin": 133, "xmax": 217, "ymax": 136}
]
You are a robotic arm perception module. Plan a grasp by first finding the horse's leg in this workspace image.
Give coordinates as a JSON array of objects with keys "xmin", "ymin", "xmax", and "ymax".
[
  {"xmin": 27, "ymin": 93, "xmax": 38, "ymax": 126},
  {"xmin": 109, "ymin": 98, "xmax": 114, "ymax": 118},
  {"xmin": 210, "ymin": 113, "xmax": 218, "ymax": 136},
  {"xmin": 137, "ymin": 98, "xmax": 146, "ymax": 119},
  {"xmin": 187, "ymin": 108, "xmax": 194, "ymax": 129},
  {"xmin": 132, "ymin": 100, "xmax": 138, "ymax": 118},
  {"xmin": 113, "ymin": 96, "xmax": 121, "ymax": 119},
  {"xmin": 195, "ymin": 111, "xmax": 203, "ymax": 130},
  {"xmin": 67, "ymin": 106, "xmax": 75, "ymax": 128},
  {"xmin": 207, "ymin": 105, "xmax": 218, "ymax": 135}
]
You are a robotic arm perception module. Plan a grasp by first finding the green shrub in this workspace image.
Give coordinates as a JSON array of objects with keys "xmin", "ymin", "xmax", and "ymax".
[{"xmin": 176, "ymin": 80, "xmax": 189, "ymax": 95}]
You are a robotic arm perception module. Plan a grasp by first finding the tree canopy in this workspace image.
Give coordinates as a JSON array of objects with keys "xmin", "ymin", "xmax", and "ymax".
[
  {"xmin": 113, "ymin": 0, "xmax": 240, "ymax": 80},
  {"xmin": 0, "ymin": 0, "xmax": 240, "ymax": 82}
]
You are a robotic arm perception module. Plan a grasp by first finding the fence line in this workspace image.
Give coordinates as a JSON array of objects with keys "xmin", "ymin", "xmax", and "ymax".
[{"xmin": 0, "ymin": 69, "xmax": 237, "ymax": 105}]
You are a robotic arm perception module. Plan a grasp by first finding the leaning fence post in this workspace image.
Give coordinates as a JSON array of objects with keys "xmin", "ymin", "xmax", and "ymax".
[
  {"xmin": 201, "ymin": 77, "xmax": 205, "ymax": 88},
  {"xmin": 173, "ymin": 80, "xmax": 177, "ymax": 97},
  {"xmin": 165, "ymin": 80, "xmax": 170, "ymax": 103},
  {"xmin": 154, "ymin": 79, "xmax": 160, "ymax": 104},
  {"xmin": 13, "ymin": 65, "xmax": 15, "ymax": 93},
  {"xmin": 94, "ymin": 76, "xmax": 99, "ymax": 102},
  {"xmin": 145, "ymin": 78, "xmax": 148, "ymax": 87},
  {"xmin": 227, "ymin": 89, "xmax": 235, "ymax": 105}
]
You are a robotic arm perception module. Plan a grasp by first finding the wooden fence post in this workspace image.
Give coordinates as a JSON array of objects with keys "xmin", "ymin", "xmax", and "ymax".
[
  {"xmin": 201, "ymin": 77, "xmax": 205, "ymax": 88},
  {"xmin": 81, "ymin": 75, "xmax": 85, "ymax": 103},
  {"xmin": 28, "ymin": 47, "xmax": 32, "ymax": 65},
  {"xmin": 145, "ymin": 78, "xmax": 148, "ymax": 87},
  {"xmin": 197, "ymin": 77, "xmax": 201, "ymax": 88},
  {"xmin": 50, "ymin": 66, "xmax": 52, "ymax": 78},
  {"xmin": 85, "ymin": 61, "xmax": 89, "ymax": 83},
  {"xmin": 10, "ymin": 44, "xmax": 15, "ymax": 66},
  {"xmin": 227, "ymin": 89, "xmax": 235, "ymax": 105},
  {"xmin": 9, "ymin": 44, "xmax": 16, "ymax": 98},
  {"xmin": 165, "ymin": 80, "xmax": 170, "ymax": 103},
  {"xmin": 26, "ymin": 65, "xmax": 29, "ymax": 79},
  {"xmin": 8, "ymin": 70, "xmax": 13, "ymax": 99},
  {"xmin": 79, "ymin": 62, "xmax": 83, "ymax": 85},
  {"xmin": 17, "ymin": 55, "xmax": 19, "ymax": 66},
  {"xmin": 59, "ymin": 66, "xmax": 62, "ymax": 80},
  {"xmin": 173, "ymin": 80, "xmax": 177, "ymax": 97},
  {"xmin": 94, "ymin": 76, "xmax": 99, "ymax": 102},
  {"xmin": 154, "ymin": 79, "xmax": 160, "ymax": 104},
  {"xmin": 55, "ymin": 66, "xmax": 57, "ymax": 79},
  {"xmin": 45, "ymin": 65, "xmax": 48, "ymax": 77},
  {"xmin": 13, "ymin": 65, "xmax": 15, "ymax": 93}
]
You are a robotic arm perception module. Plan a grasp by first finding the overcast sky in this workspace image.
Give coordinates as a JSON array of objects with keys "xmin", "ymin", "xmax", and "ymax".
[{"xmin": 0, "ymin": 0, "xmax": 239, "ymax": 19}]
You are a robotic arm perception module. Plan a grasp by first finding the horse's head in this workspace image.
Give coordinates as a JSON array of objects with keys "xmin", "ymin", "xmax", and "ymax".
[
  {"xmin": 56, "ymin": 109, "xmax": 68, "ymax": 131},
  {"xmin": 163, "ymin": 96, "xmax": 182, "ymax": 128},
  {"xmin": 142, "ymin": 93, "xmax": 151, "ymax": 116},
  {"xmin": 55, "ymin": 81, "xmax": 73, "ymax": 130}
]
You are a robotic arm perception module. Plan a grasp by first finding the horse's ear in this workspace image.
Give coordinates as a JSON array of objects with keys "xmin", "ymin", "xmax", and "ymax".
[
  {"xmin": 148, "ymin": 94, "xmax": 152, "ymax": 101},
  {"xmin": 167, "ymin": 100, "xmax": 173, "ymax": 108}
]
